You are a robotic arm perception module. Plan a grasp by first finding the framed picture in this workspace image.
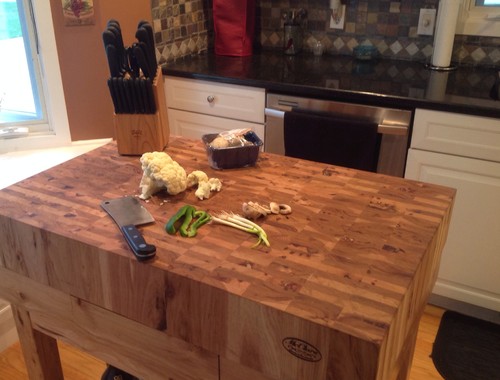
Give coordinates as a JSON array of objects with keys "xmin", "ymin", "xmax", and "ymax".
[{"xmin": 62, "ymin": 0, "xmax": 95, "ymax": 26}]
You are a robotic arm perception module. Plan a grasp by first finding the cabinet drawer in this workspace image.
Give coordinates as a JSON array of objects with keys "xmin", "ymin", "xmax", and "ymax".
[
  {"xmin": 165, "ymin": 77, "xmax": 265, "ymax": 124},
  {"xmin": 168, "ymin": 109, "xmax": 265, "ymax": 142},
  {"xmin": 411, "ymin": 109, "xmax": 500, "ymax": 162}
]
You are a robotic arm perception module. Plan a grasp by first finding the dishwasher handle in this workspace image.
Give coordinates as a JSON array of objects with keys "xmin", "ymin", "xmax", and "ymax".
[{"xmin": 265, "ymin": 108, "xmax": 408, "ymax": 136}]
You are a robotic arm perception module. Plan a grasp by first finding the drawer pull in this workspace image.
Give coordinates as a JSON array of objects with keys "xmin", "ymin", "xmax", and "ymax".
[{"xmin": 207, "ymin": 95, "xmax": 215, "ymax": 103}]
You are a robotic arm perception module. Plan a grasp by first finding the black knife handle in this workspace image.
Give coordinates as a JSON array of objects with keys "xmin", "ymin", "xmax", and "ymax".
[{"xmin": 120, "ymin": 225, "xmax": 156, "ymax": 261}]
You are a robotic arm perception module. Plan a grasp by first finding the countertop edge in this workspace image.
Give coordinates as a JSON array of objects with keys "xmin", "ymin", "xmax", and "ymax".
[{"xmin": 163, "ymin": 66, "xmax": 500, "ymax": 119}]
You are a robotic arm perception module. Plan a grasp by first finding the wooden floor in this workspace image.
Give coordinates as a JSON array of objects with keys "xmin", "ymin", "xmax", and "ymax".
[{"xmin": 0, "ymin": 305, "xmax": 444, "ymax": 379}]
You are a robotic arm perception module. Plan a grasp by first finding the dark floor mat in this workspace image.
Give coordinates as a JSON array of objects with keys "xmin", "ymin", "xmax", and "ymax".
[{"xmin": 431, "ymin": 310, "xmax": 500, "ymax": 380}]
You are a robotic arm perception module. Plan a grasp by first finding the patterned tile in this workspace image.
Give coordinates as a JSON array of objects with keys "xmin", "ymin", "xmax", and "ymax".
[
  {"xmin": 390, "ymin": 41, "xmax": 403, "ymax": 55},
  {"xmin": 471, "ymin": 48, "xmax": 487, "ymax": 62},
  {"xmin": 489, "ymin": 49, "xmax": 500, "ymax": 63}
]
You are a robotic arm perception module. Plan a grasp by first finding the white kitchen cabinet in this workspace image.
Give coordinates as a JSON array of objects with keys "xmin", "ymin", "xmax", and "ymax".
[
  {"xmin": 167, "ymin": 109, "xmax": 264, "ymax": 141},
  {"xmin": 164, "ymin": 77, "xmax": 265, "ymax": 141},
  {"xmin": 405, "ymin": 109, "xmax": 500, "ymax": 312}
]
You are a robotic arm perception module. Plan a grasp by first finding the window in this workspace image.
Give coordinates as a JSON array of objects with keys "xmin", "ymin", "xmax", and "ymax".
[
  {"xmin": 457, "ymin": 0, "xmax": 500, "ymax": 36},
  {"xmin": 0, "ymin": 0, "xmax": 70, "ymax": 153},
  {"xmin": 478, "ymin": 1, "xmax": 500, "ymax": 6},
  {"xmin": 0, "ymin": 0, "xmax": 43, "ymax": 126}
]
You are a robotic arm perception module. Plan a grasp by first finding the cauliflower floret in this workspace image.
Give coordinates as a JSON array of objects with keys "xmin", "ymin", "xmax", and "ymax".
[
  {"xmin": 186, "ymin": 170, "xmax": 209, "ymax": 187},
  {"xmin": 187, "ymin": 171, "xmax": 222, "ymax": 200},
  {"xmin": 139, "ymin": 152, "xmax": 187, "ymax": 199},
  {"xmin": 195, "ymin": 181, "xmax": 212, "ymax": 200},
  {"xmin": 208, "ymin": 178, "xmax": 222, "ymax": 192}
]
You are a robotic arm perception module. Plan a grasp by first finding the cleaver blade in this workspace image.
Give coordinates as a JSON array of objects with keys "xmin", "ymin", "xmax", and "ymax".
[{"xmin": 101, "ymin": 196, "xmax": 156, "ymax": 261}]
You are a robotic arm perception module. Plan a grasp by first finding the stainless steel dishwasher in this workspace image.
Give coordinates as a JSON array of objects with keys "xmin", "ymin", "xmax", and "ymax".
[{"xmin": 264, "ymin": 93, "xmax": 412, "ymax": 177}]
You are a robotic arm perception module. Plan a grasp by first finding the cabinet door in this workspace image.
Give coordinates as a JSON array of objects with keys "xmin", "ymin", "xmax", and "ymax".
[
  {"xmin": 168, "ymin": 109, "xmax": 265, "ymax": 142},
  {"xmin": 405, "ymin": 148, "xmax": 500, "ymax": 311}
]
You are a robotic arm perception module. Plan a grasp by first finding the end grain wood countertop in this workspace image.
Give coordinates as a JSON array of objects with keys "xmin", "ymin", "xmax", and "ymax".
[{"xmin": 0, "ymin": 137, "xmax": 455, "ymax": 380}]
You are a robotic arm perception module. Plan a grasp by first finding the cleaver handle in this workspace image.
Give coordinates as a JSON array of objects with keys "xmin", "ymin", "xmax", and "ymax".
[{"xmin": 121, "ymin": 225, "xmax": 156, "ymax": 261}]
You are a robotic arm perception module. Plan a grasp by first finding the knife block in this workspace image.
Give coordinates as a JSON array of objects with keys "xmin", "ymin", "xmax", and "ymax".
[{"xmin": 113, "ymin": 68, "xmax": 170, "ymax": 155}]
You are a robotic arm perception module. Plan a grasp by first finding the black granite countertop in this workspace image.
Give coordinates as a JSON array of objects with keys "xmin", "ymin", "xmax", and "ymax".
[{"xmin": 163, "ymin": 50, "xmax": 500, "ymax": 119}]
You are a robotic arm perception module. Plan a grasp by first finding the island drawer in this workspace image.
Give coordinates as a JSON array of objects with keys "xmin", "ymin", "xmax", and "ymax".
[{"xmin": 164, "ymin": 76, "xmax": 265, "ymax": 124}]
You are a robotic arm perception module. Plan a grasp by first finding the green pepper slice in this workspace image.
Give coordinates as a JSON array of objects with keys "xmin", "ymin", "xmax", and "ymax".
[
  {"xmin": 186, "ymin": 211, "xmax": 211, "ymax": 237},
  {"xmin": 165, "ymin": 205, "xmax": 195, "ymax": 235},
  {"xmin": 179, "ymin": 206, "xmax": 195, "ymax": 237}
]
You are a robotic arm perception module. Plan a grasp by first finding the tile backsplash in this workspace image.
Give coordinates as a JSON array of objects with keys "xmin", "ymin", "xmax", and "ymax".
[
  {"xmin": 151, "ymin": 0, "xmax": 211, "ymax": 62},
  {"xmin": 152, "ymin": 0, "xmax": 500, "ymax": 67}
]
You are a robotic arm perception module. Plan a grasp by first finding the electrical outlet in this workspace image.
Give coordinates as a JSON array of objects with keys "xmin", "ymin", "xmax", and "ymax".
[
  {"xmin": 417, "ymin": 8, "xmax": 436, "ymax": 36},
  {"xmin": 329, "ymin": 5, "xmax": 346, "ymax": 30}
]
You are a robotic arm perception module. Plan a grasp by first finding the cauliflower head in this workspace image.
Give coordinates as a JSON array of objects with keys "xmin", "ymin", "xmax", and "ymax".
[
  {"xmin": 139, "ymin": 152, "xmax": 187, "ymax": 199},
  {"xmin": 138, "ymin": 152, "xmax": 222, "ymax": 200}
]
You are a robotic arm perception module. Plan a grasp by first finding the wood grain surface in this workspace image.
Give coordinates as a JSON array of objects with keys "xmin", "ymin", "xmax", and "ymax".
[
  {"xmin": 0, "ymin": 305, "xmax": 445, "ymax": 380},
  {"xmin": 0, "ymin": 138, "xmax": 455, "ymax": 380}
]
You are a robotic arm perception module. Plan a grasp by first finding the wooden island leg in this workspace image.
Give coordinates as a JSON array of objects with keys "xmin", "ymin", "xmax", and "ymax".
[
  {"xmin": 11, "ymin": 305, "xmax": 64, "ymax": 380},
  {"xmin": 395, "ymin": 323, "xmax": 420, "ymax": 380}
]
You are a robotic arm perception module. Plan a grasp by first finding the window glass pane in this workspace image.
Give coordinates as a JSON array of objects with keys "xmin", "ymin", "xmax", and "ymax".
[
  {"xmin": 477, "ymin": 0, "xmax": 500, "ymax": 5},
  {"xmin": 0, "ymin": 0, "xmax": 44, "ymax": 127}
]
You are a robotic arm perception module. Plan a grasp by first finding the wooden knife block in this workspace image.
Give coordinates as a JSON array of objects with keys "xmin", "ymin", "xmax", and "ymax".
[{"xmin": 113, "ymin": 68, "xmax": 170, "ymax": 155}]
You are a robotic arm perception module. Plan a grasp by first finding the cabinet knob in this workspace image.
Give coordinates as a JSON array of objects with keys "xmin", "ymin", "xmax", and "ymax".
[{"xmin": 207, "ymin": 95, "xmax": 215, "ymax": 103}]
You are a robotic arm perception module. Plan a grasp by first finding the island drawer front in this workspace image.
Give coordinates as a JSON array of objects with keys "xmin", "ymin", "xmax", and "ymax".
[
  {"xmin": 411, "ymin": 109, "xmax": 500, "ymax": 162},
  {"xmin": 165, "ymin": 76, "xmax": 265, "ymax": 124}
]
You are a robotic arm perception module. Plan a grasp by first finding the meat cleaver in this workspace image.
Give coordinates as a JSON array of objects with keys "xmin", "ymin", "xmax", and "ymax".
[{"xmin": 101, "ymin": 196, "xmax": 156, "ymax": 261}]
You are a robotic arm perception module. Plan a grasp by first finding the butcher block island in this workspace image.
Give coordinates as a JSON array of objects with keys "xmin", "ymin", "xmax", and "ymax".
[{"xmin": 0, "ymin": 137, "xmax": 454, "ymax": 380}]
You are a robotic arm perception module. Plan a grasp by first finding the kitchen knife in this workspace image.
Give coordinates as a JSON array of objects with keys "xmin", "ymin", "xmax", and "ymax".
[
  {"xmin": 105, "ymin": 44, "xmax": 121, "ymax": 78},
  {"xmin": 113, "ymin": 77, "xmax": 127, "ymax": 113},
  {"xmin": 143, "ymin": 78, "xmax": 157, "ymax": 114},
  {"xmin": 107, "ymin": 78, "xmax": 119, "ymax": 113},
  {"xmin": 135, "ymin": 78, "xmax": 146, "ymax": 114},
  {"xmin": 127, "ymin": 44, "xmax": 140, "ymax": 78},
  {"xmin": 139, "ymin": 79, "xmax": 149, "ymax": 114},
  {"xmin": 135, "ymin": 24, "xmax": 157, "ymax": 78},
  {"xmin": 111, "ymin": 78, "xmax": 124, "ymax": 113},
  {"xmin": 141, "ymin": 23, "xmax": 157, "ymax": 76},
  {"xmin": 127, "ymin": 77, "xmax": 139, "ymax": 113},
  {"xmin": 133, "ymin": 43, "xmax": 151, "ymax": 78},
  {"xmin": 107, "ymin": 21, "xmax": 128, "ymax": 74},
  {"xmin": 101, "ymin": 196, "xmax": 156, "ymax": 261},
  {"xmin": 123, "ymin": 78, "xmax": 134, "ymax": 113}
]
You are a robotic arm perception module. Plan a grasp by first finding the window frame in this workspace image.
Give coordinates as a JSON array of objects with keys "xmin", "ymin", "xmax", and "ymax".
[
  {"xmin": 1, "ymin": 0, "xmax": 71, "ymax": 153},
  {"xmin": 457, "ymin": 0, "xmax": 500, "ymax": 36}
]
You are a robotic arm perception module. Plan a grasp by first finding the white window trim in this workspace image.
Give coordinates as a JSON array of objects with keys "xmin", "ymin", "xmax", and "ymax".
[
  {"xmin": 1, "ymin": 0, "xmax": 71, "ymax": 154},
  {"xmin": 456, "ymin": 0, "xmax": 500, "ymax": 36}
]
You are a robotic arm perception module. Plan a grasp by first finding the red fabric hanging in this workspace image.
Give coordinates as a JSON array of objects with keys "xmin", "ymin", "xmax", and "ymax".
[{"xmin": 213, "ymin": 0, "xmax": 255, "ymax": 56}]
